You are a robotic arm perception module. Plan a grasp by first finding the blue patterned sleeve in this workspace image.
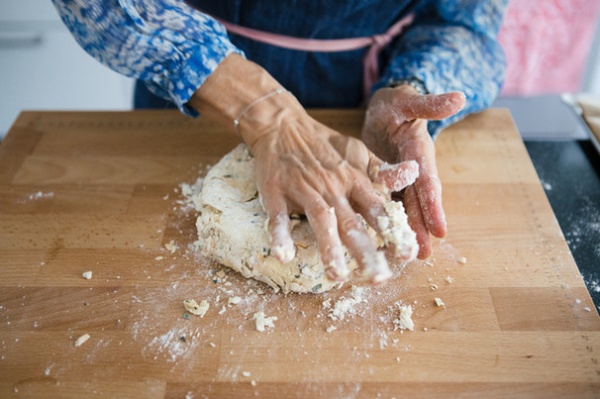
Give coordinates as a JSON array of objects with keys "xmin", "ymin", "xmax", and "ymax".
[
  {"xmin": 51, "ymin": 0, "xmax": 244, "ymax": 116},
  {"xmin": 375, "ymin": 0, "xmax": 508, "ymax": 136}
]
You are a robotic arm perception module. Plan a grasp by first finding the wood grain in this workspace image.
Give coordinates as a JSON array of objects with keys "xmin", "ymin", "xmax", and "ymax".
[{"xmin": 0, "ymin": 109, "xmax": 598, "ymax": 398}]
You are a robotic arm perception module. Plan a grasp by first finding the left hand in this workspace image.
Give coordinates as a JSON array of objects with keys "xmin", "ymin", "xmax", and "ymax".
[{"xmin": 361, "ymin": 85, "xmax": 466, "ymax": 258}]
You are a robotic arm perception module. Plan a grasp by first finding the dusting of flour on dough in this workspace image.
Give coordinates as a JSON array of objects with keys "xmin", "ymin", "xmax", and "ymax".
[{"xmin": 194, "ymin": 144, "xmax": 418, "ymax": 294}]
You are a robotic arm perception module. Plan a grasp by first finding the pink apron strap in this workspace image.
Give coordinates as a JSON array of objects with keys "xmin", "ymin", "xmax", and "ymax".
[{"xmin": 201, "ymin": 9, "xmax": 414, "ymax": 98}]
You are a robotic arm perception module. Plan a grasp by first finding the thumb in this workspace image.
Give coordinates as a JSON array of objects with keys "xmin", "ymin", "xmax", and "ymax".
[{"xmin": 399, "ymin": 91, "xmax": 466, "ymax": 121}]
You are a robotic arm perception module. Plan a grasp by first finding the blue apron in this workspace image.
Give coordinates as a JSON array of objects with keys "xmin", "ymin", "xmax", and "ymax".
[{"xmin": 134, "ymin": 0, "xmax": 418, "ymax": 110}]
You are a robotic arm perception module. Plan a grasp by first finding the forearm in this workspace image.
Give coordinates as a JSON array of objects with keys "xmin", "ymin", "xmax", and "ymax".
[
  {"xmin": 52, "ymin": 0, "xmax": 242, "ymax": 116},
  {"xmin": 188, "ymin": 54, "xmax": 302, "ymax": 147}
]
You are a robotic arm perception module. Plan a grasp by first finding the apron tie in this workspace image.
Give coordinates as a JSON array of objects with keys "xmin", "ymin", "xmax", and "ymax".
[{"xmin": 198, "ymin": 9, "xmax": 414, "ymax": 98}]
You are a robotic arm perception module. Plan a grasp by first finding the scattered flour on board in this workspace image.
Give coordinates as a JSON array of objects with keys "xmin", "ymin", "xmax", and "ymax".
[
  {"xmin": 326, "ymin": 286, "xmax": 369, "ymax": 321},
  {"xmin": 146, "ymin": 328, "xmax": 190, "ymax": 363},
  {"xmin": 120, "ymin": 171, "xmax": 467, "ymax": 375},
  {"xmin": 22, "ymin": 191, "xmax": 54, "ymax": 202}
]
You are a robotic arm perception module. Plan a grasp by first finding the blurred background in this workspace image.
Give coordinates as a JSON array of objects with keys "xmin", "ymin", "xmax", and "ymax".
[{"xmin": 1, "ymin": 0, "xmax": 600, "ymax": 139}]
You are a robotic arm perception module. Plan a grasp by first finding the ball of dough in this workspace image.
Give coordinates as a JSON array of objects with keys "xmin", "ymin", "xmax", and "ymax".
[{"xmin": 195, "ymin": 144, "xmax": 417, "ymax": 294}]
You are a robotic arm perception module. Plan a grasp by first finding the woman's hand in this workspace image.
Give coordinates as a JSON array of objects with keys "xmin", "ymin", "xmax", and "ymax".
[
  {"xmin": 362, "ymin": 85, "xmax": 466, "ymax": 258},
  {"xmin": 248, "ymin": 103, "xmax": 419, "ymax": 284},
  {"xmin": 189, "ymin": 54, "xmax": 417, "ymax": 284}
]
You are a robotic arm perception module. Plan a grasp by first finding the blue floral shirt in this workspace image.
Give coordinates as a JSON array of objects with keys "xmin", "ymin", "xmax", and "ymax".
[{"xmin": 52, "ymin": 0, "xmax": 507, "ymax": 135}]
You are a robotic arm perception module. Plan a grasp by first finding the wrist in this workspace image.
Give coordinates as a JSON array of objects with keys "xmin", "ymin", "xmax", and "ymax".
[
  {"xmin": 187, "ymin": 53, "xmax": 305, "ymax": 148},
  {"xmin": 187, "ymin": 54, "xmax": 281, "ymax": 130},
  {"xmin": 235, "ymin": 89, "xmax": 303, "ymax": 148}
]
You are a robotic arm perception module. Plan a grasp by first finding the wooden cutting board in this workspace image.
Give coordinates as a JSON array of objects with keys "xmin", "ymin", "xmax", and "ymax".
[
  {"xmin": 0, "ymin": 109, "xmax": 599, "ymax": 398},
  {"xmin": 577, "ymin": 94, "xmax": 600, "ymax": 152}
]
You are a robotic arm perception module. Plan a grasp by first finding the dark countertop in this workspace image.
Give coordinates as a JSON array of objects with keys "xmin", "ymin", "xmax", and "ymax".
[{"xmin": 525, "ymin": 140, "xmax": 600, "ymax": 308}]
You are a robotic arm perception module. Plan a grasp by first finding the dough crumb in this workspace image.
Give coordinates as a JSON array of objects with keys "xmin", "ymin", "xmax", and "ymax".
[
  {"xmin": 183, "ymin": 299, "xmax": 209, "ymax": 317},
  {"xmin": 430, "ymin": 284, "xmax": 438, "ymax": 291},
  {"xmin": 228, "ymin": 296, "xmax": 242, "ymax": 306},
  {"xmin": 209, "ymin": 342, "xmax": 216, "ymax": 348},
  {"xmin": 251, "ymin": 380, "xmax": 257, "ymax": 387},
  {"xmin": 457, "ymin": 256, "xmax": 467, "ymax": 264},
  {"xmin": 326, "ymin": 325, "xmax": 337, "ymax": 333},
  {"xmin": 445, "ymin": 276, "xmax": 455, "ymax": 284},
  {"xmin": 252, "ymin": 311, "xmax": 277, "ymax": 332},
  {"xmin": 393, "ymin": 303, "xmax": 414, "ymax": 331},
  {"xmin": 434, "ymin": 297, "xmax": 446, "ymax": 307},
  {"xmin": 164, "ymin": 240, "xmax": 177, "ymax": 254},
  {"xmin": 328, "ymin": 286, "xmax": 367, "ymax": 321},
  {"xmin": 584, "ymin": 306, "xmax": 592, "ymax": 312},
  {"xmin": 82, "ymin": 271, "xmax": 92, "ymax": 280},
  {"xmin": 74, "ymin": 333, "xmax": 90, "ymax": 347},
  {"xmin": 377, "ymin": 201, "xmax": 419, "ymax": 261},
  {"xmin": 242, "ymin": 371, "xmax": 251, "ymax": 377},
  {"xmin": 155, "ymin": 256, "xmax": 164, "ymax": 261}
]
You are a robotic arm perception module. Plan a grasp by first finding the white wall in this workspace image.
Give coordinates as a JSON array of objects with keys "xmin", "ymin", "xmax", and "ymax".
[{"xmin": 0, "ymin": 0, "xmax": 134, "ymax": 139}]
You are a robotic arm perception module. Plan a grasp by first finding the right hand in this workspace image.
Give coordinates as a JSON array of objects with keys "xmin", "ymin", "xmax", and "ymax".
[
  {"xmin": 243, "ymin": 93, "xmax": 418, "ymax": 283},
  {"xmin": 189, "ymin": 55, "xmax": 418, "ymax": 284},
  {"xmin": 362, "ymin": 85, "xmax": 465, "ymax": 258}
]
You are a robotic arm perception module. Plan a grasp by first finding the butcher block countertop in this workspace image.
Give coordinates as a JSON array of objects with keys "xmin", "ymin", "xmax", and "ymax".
[{"xmin": 1, "ymin": 109, "xmax": 599, "ymax": 398}]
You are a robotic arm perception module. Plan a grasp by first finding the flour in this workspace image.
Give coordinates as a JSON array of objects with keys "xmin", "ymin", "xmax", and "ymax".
[
  {"xmin": 122, "ymin": 161, "xmax": 471, "ymax": 380},
  {"xmin": 328, "ymin": 286, "xmax": 369, "ymax": 321},
  {"xmin": 21, "ymin": 191, "xmax": 54, "ymax": 202},
  {"xmin": 147, "ymin": 328, "xmax": 189, "ymax": 363}
]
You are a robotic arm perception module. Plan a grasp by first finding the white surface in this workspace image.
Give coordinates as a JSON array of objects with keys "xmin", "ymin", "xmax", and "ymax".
[{"xmin": 0, "ymin": 0, "xmax": 134, "ymax": 139}]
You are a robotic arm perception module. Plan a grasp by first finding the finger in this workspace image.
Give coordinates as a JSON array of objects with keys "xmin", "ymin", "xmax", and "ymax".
[
  {"xmin": 368, "ymin": 155, "xmax": 419, "ymax": 192},
  {"xmin": 302, "ymin": 192, "xmax": 349, "ymax": 282},
  {"xmin": 404, "ymin": 185, "xmax": 432, "ymax": 259},
  {"xmin": 399, "ymin": 128, "xmax": 447, "ymax": 238},
  {"xmin": 349, "ymin": 182, "xmax": 387, "ymax": 234},
  {"xmin": 260, "ymin": 189, "xmax": 296, "ymax": 264},
  {"xmin": 334, "ymin": 197, "xmax": 392, "ymax": 285},
  {"xmin": 399, "ymin": 92, "xmax": 466, "ymax": 121},
  {"xmin": 351, "ymin": 184, "xmax": 419, "ymax": 262},
  {"xmin": 415, "ymin": 171, "xmax": 447, "ymax": 238}
]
